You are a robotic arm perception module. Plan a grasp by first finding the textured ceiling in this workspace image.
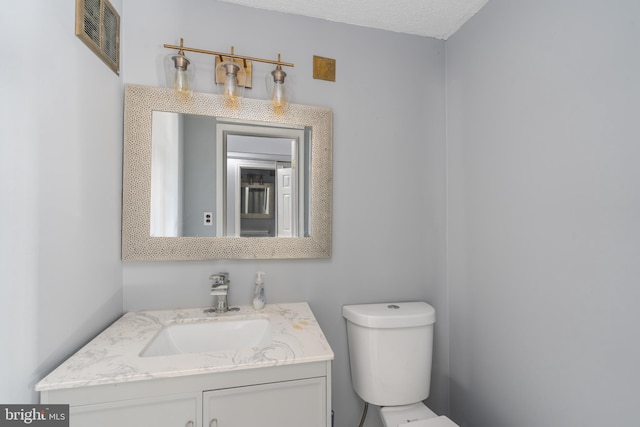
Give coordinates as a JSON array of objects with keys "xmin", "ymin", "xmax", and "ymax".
[{"xmin": 218, "ymin": 0, "xmax": 488, "ymax": 39}]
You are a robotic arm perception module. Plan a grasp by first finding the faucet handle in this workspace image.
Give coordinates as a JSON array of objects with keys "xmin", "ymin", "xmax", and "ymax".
[{"xmin": 209, "ymin": 272, "xmax": 230, "ymax": 286}]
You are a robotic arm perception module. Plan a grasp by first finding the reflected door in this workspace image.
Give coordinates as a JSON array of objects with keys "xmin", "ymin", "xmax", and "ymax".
[{"xmin": 277, "ymin": 168, "xmax": 296, "ymax": 237}]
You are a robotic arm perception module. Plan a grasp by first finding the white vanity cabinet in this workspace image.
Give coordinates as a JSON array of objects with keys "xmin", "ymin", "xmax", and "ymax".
[
  {"xmin": 36, "ymin": 304, "xmax": 334, "ymax": 427},
  {"xmin": 203, "ymin": 377, "xmax": 327, "ymax": 427},
  {"xmin": 40, "ymin": 361, "xmax": 331, "ymax": 427},
  {"xmin": 69, "ymin": 392, "xmax": 200, "ymax": 427}
]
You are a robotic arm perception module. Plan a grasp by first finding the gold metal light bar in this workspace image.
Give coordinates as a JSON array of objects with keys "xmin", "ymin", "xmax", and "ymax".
[{"xmin": 163, "ymin": 41, "xmax": 295, "ymax": 68}]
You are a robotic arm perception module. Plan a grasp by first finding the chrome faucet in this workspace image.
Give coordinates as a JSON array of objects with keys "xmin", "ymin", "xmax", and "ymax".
[{"xmin": 207, "ymin": 272, "xmax": 235, "ymax": 313}]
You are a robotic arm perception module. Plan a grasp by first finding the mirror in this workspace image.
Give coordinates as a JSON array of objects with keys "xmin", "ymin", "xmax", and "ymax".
[
  {"xmin": 123, "ymin": 85, "xmax": 332, "ymax": 260},
  {"xmin": 150, "ymin": 113, "xmax": 310, "ymax": 238}
]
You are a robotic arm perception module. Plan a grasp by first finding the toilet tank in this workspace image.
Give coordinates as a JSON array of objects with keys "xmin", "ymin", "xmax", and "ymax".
[{"xmin": 343, "ymin": 302, "xmax": 436, "ymax": 406}]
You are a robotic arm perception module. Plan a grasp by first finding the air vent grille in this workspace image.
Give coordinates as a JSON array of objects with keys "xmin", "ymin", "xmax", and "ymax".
[
  {"xmin": 76, "ymin": 0, "xmax": 120, "ymax": 74},
  {"xmin": 102, "ymin": 4, "xmax": 118, "ymax": 63}
]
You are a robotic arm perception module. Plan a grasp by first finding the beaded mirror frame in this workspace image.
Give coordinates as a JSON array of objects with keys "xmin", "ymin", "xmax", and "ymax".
[{"xmin": 122, "ymin": 85, "xmax": 333, "ymax": 260}]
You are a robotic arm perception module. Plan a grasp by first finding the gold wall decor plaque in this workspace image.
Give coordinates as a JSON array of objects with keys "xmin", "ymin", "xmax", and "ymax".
[{"xmin": 313, "ymin": 56, "xmax": 336, "ymax": 82}]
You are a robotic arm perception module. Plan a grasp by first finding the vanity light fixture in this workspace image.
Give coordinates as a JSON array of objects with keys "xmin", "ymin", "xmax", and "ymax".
[
  {"xmin": 164, "ymin": 39, "xmax": 294, "ymax": 110},
  {"xmin": 270, "ymin": 54, "xmax": 288, "ymax": 115},
  {"xmin": 164, "ymin": 39, "xmax": 195, "ymax": 100}
]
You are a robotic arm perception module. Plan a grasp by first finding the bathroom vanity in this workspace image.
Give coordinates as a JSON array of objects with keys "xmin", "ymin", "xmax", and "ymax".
[{"xmin": 37, "ymin": 303, "xmax": 334, "ymax": 427}]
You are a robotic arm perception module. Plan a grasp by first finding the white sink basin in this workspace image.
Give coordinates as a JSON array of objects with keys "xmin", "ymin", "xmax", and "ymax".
[{"xmin": 141, "ymin": 317, "xmax": 272, "ymax": 357}]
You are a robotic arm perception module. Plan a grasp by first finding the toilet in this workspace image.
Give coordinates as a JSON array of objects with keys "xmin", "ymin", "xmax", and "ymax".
[{"xmin": 343, "ymin": 302, "xmax": 459, "ymax": 427}]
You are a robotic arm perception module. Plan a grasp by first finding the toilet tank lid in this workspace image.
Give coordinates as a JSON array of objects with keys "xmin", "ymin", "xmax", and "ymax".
[{"xmin": 343, "ymin": 302, "xmax": 435, "ymax": 328}]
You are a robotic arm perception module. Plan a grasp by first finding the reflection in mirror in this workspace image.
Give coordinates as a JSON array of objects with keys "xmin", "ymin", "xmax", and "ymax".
[
  {"xmin": 150, "ymin": 114, "xmax": 311, "ymax": 238},
  {"xmin": 122, "ymin": 85, "xmax": 332, "ymax": 260}
]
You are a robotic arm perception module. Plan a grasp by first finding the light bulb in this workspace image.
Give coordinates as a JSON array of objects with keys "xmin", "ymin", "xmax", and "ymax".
[
  {"xmin": 272, "ymin": 81, "xmax": 286, "ymax": 111},
  {"xmin": 173, "ymin": 68, "xmax": 190, "ymax": 96},
  {"xmin": 223, "ymin": 67, "xmax": 239, "ymax": 102}
]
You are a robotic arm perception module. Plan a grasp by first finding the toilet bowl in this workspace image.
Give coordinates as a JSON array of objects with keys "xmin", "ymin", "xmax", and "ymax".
[
  {"xmin": 343, "ymin": 302, "xmax": 459, "ymax": 427},
  {"xmin": 380, "ymin": 402, "xmax": 457, "ymax": 427},
  {"xmin": 380, "ymin": 402, "xmax": 436, "ymax": 427}
]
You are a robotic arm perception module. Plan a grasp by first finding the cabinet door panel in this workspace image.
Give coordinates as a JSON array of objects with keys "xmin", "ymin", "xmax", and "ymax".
[
  {"xmin": 204, "ymin": 378, "xmax": 326, "ymax": 427},
  {"xmin": 71, "ymin": 393, "xmax": 200, "ymax": 427}
]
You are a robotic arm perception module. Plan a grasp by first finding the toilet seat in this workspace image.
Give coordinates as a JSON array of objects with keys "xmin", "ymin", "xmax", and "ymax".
[
  {"xmin": 398, "ymin": 416, "xmax": 459, "ymax": 427},
  {"xmin": 380, "ymin": 403, "xmax": 437, "ymax": 427}
]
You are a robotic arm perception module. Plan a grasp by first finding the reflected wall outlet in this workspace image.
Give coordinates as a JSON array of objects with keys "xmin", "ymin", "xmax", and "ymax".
[{"xmin": 204, "ymin": 212, "xmax": 213, "ymax": 226}]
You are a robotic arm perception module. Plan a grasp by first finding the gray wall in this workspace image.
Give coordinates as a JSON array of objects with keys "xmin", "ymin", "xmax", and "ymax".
[
  {"xmin": 183, "ymin": 114, "xmax": 217, "ymax": 237},
  {"xmin": 0, "ymin": 2, "xmax": 124, "ymax": 403},
  {"xmin": 9, "ymin": 2, "xmax": 635, "ymax": 427},
  {"xmin": 446, "ymin": 1, "xmax": 640, "ymax": 426},
  {"xmin": 121, "ymin": 2, "xmax": 448, "ymax": 427}
]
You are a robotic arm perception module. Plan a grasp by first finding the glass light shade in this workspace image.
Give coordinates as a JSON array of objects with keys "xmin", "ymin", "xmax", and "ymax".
[
  {"xmin": 164, "ymin": 53, "xmax": 195, "ymax": 100},
  {"xmin": 215, "ymin": 61, "xmax": 246, "ymax": 108},
  {"xmin": 269, "ymin": 65, "xmax": 288, "ymax": 115}
]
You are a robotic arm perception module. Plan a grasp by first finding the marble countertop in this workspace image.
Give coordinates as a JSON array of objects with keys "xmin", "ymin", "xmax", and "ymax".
[{"xmin": 36, "ymin": 302, "xmax": 334, "ymax": 392}]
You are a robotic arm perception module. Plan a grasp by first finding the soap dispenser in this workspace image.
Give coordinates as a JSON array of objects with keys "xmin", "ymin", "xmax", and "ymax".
[{"xmin": 253, "ymin": 272, "xmax": 266, "ymax": 310}]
